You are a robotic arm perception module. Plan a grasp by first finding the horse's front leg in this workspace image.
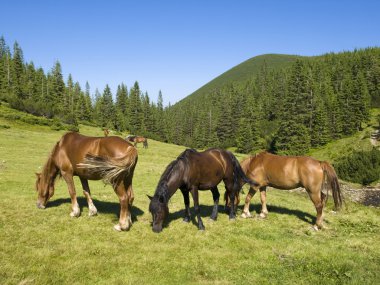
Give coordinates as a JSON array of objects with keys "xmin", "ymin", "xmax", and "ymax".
[
  {"xmin": 210, "ymin": 187, "xmax": 220, "ymax": 221},
  {"xmin": 62, "ymin": 171, "xmax": 80, "ymax": 217},
  {"xmin": 80, "ymin": 178, "xmax": 97, "ymax": 216},
  {"xmin": 190, "ymin": 187, "xmax": 205, "ymax": 230},
  {"xmin": 180, "ymin": 187, "xmax": 191, "ymax": 223},
  {"xmin": 241, "ymin": 186, "xmax": 258, "ymax": 218}
]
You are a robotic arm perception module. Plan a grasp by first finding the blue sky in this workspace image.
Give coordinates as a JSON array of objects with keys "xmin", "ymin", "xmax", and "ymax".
[{"xmin": 1, "ymin": 0, "xmax": 379, "ymax": 105}]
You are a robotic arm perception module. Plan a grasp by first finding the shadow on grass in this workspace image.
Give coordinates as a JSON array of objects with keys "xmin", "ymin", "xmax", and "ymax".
[
  {"xmin": 245, "ymin": 203, "xmax": 315, "ymax": 225},
  {"xmin": 164, "ymin": 204, "xmax": 242, "ymax": 229},
  {"xmin": 161, "ymin": 202, "xmax": 316, "ymax": 230},
  {"xmin": 46, "ymin": 197, "xmax": 144, "ymax": 221}
]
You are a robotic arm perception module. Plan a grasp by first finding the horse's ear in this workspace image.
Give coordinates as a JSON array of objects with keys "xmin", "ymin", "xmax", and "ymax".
[
  {"xmin": 35, "ymin": 173, "xmax": 41, "ymax": 178},
  {"xmin": 147, "ymin": 195, "xmax": 153, "ymax": 201}
]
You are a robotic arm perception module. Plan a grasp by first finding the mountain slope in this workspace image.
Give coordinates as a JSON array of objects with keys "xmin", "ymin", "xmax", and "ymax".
[{"xmin": 179, "ymin": 53, "xmax": 302, "ymax": 103}]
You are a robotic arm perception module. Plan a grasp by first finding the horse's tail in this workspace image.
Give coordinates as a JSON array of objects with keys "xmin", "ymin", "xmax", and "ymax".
[
  {"xmin": 78, "ymin": 146, "xmax": 138, "ymax": 187},
  {"xmin": 320, "ymin": 161, "xmax": 343, "ymax": 210},
  {"xmin": 143, "ymin": 139, "xmax": 148, "ymax": 148},
  {"xmin": 228, "ymin": 152, "xmax": 259, "ymax": 189}
]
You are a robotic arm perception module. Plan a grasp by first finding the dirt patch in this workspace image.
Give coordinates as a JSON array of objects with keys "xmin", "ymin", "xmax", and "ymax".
[
  {"xmin": 341, "ymin": 184, "xmax": 380, "ymax": 207},
  {"xmin": 286, "ymin": 184, "xmax": 380, "ymax": 207}
]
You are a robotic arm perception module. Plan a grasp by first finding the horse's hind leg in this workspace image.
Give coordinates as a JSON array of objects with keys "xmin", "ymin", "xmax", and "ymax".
[
  {"xmin": 80, "ymin": 178, "xmax": 97, "ymax": 216},
  {"xmin": 113, "ymin": 183, "xmax": 132, "ymax": 231},
  {"xmin": 190, "ymin": 186, "xmax": 205, "ymax": 230},
  {"xmin": 210, "ymin": 187, "xmax": 220, "ymax": 221},
  {"xmin": 259, "ymin": 187, "xmax": 269, "ymax": 218},
  {"xmin": 241, "ymin": 186, "xmax": 258, "ymax": 218},
  {"xmin": 61, "ymin": 171, "xmax": 80, "ymax": 217},
  {"xmin": 308, "ymin": 189, "xmax": 324, "ymax": 230},
  {"xmin": 180, "ymin": 187, "xmax": 191, "ymax": 223}
]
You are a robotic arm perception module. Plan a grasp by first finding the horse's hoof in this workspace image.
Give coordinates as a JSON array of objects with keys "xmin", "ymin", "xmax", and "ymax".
[
  {"xmin": 199, "ymin": 226, "xmax": 205, "ymax": 231},
  {"xmin": 209, "ymin": 216, "xmax": 217, "ymax": 221},
  {"xmin": 70, "ymin": 210, "xmax": 80, "ymax": 218},
  {"xmin": 114, "ymin": 224, "xmax": 122, "ymax": 232},
  {"xmin": 259, "ymin": 212, "xmax": 267, "ymax": 219},
  {"xmin": 88, "ymin": 205, "xmax": 98, "ymax": 216},
  {"xmin": 241, "ymin": 212, "xmax": 252, "ymax": 219},
  {"xmin": 36, "ymin": 202, "xmax": 46, "ymax": 209},
  {"xmin": 114, "ymin": 224, "xmax": 129, "ymax": 231},
  {"xmin": 311, "ymin": 225, "xmax": 319, "ymax": 231},
  {"xmin": 183, "ymin": 217, "xmax": 191, "ymax": 223}
]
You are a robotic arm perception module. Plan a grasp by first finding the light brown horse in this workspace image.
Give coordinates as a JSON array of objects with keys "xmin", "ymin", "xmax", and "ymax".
[
  {"xmin": 35, "ymin": 132, "xmax": 138, "ymax": 231},
  {"xmin": 240, "ymin": 152, "xmax": 343, "ymax": 230},
  {"xmin": 126, "ymin": 135, "xmax": 148, "ymax": 148}
]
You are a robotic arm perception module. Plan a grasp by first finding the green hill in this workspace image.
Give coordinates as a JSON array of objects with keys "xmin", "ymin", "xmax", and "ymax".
[
  {"xmin": 178, "ymin": 54, "xmax": 302, "ymax": 103},
  {"xmin": 0, "ymin": 104, "xmax": 379, "ymax": 284}
]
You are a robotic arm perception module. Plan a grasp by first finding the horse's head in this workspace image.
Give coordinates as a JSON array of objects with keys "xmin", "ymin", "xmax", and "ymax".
[
  {"xmin": 35, "ymin": 172, "xmax": 54, "ymax": 209},
  {"xmin": 148, "ymin": 185, "xmax": 169, "ymax": 233}
]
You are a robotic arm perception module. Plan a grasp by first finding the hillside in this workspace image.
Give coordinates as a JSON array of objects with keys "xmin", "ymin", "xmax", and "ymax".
[
  {"xmin": 179, "ymin": 53, "xmax": 302, "ymax": 103},
  {"xmin": 0, "ymin": 105, "xmax": 379, "ymax": 284}
]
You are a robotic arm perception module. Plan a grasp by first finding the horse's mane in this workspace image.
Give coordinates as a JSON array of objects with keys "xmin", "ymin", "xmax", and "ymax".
[
  {"xmin": 155, "ymin": 149, "xmax": 197, "ymax": 198},
  {"xmin": 40, "ymin": 141, "xmax": 60, "ymax": 184}
]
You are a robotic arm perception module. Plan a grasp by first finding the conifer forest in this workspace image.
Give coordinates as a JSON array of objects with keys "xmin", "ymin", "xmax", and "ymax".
[{"xmin": 0, "ymin": 36, "xmax": 379, "ymax": 155}]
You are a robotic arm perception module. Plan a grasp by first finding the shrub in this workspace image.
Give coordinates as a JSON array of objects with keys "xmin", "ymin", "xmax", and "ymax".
[
  {"xmin": 66, "ymin": 124, "xmax": 79, "ymax": 132},
  {"xmin": 335, "ymin": 148, "xmax": 380, "ymax": 185}
]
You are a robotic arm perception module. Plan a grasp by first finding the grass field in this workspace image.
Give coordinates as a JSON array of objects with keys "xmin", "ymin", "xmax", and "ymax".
[{"xmin": 0, "ymin": 108, "xmax": 379, "ymax": 284}]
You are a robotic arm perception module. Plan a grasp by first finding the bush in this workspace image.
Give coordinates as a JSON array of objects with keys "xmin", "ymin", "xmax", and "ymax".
[
  {"xmin": 66, "ymin": 124, "xmax": 79, "ymax": 132},
  {"xmin": 335, "ymin": 148, "xmax": 380, "ymax": 185},
  {"xmin": 50, "ymin": 119, "xmax": 64, "ymax": 131}
]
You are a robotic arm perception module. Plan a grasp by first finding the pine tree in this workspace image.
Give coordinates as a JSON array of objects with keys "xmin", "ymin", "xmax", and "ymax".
[
  {"xmin": 129, "ymin": 81, "xmax": 143, "ymax": 134},
  {"xmin": 48, "ymin": 61, "xmax": 65, "ymax": 117},
  {"xmin": 215, "ymin": 92, "xmax": 233, "ymax": 148},
  {"xmin": 10, "ymin": 42, "xmax": 25, "ymax": 108},
  {"xmin": 99, "ymin": 85, "xmax": 115, "ymax": 128},
  {"xmin": 236, "ymin": 117, "xmax": 254, "ymax": 153},
  {"xmin": 115, "ymin": 83, "xmax": 128, "ymax": 131}
]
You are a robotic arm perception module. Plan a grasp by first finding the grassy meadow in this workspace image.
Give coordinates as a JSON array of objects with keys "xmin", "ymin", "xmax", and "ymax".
[{"xmin": 0, "ymin": 107, "xmax": 379, "ymax": 285}]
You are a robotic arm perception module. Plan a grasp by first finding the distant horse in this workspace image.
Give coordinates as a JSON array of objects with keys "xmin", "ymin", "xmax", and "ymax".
[
  {"xmin": 35, "ymin": 132, "xmax": 138, "ymax": 231},
  {"xmin": 103, "ymin": 128, "xmax": 109, "ymax": 137},
  {"xmin": 126, "ymin": 135, "xmax": 148, "ymax": 148},
  {"xmin": 148, "ymin": 148, "xmax": 258, "ymax": 233},
  {"xmin": 239, "ymin": 152, "xmax": 343, "ymax": 230}
]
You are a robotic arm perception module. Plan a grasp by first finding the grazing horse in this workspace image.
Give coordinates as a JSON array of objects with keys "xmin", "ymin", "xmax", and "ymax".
[
  {"xmin": 126, "ymin": 135, "xmax": 148, "ymax": 148},
  {"xmin": 239, "ymin": 152, "xmax": 343, "ymax": 230},
  {"xmin": 148, "ymin": 148, "xmax": 258, "ymax": 233},
  {"xmin": 35, "ymin": 132, "xmax": 138, "ymax": 231}
]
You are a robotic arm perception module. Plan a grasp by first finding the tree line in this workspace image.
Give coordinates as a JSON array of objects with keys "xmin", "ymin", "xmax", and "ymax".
[
  {"xmin": 0, "ymin": 36, "xmax": 379, "ymax": 155},
  {"xmin": 166, "ymin": 48, "xmax": 379, "ymax": 154}
]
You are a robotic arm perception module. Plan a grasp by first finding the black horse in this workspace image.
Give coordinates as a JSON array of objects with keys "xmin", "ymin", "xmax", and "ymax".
[{"xmin": 148, "ymin": 148, "xmax": 258, "ymax": 232}]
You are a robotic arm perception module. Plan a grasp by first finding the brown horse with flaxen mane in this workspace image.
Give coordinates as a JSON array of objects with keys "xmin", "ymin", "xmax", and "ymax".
[
  {"xmin": 35, "ymin": 132, "xmax": 138, "ymax": 231},
  {"xmin": 148, "ymin": 148, "xmax": 258, "ymax": 233},
  {"xmin": 239, "ymin": 152, "xmax": 343, "ymax": 230}
]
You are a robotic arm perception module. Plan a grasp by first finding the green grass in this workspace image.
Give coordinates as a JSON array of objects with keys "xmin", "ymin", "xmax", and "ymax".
[{"xmin": 0, "ymin": 107, "xmax": 379, "ymax": 284}]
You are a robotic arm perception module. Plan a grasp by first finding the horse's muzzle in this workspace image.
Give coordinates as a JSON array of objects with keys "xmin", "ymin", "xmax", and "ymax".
[{"xmin": 152, "ymin": 224, "xmax": 163, "ymax": 233}]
